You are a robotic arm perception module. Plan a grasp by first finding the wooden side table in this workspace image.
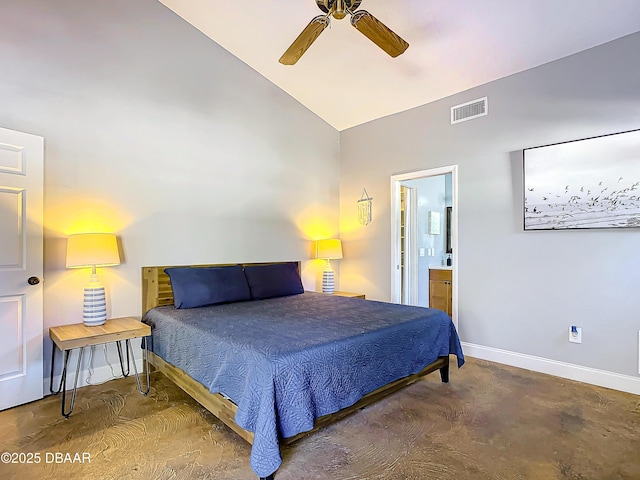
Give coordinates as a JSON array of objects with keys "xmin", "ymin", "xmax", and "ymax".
[
  {"xmin": 331, "ymin": 291, "xmax": 366, "ymax": 299},
  {"xmin": 49, "ymin": 316, "xmax": 151, "ymax": 418}
]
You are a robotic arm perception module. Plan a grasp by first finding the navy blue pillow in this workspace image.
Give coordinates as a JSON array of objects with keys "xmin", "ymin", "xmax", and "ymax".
[
  {"xmin": 165, "ymin": 265, "xmax": 251, "ymax": 309},
  {"xmin": 243, "ymin": 262, "xmax": 304, "ymax": 300}
]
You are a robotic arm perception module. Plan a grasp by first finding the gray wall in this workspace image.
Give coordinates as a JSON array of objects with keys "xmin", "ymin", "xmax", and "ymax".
[
  {"xmin": 339, "ymin": 33, "xmax": 640, "ymax": 377},
  {"xmin": 0, "ymin": 0, "xmax": 339, "ymax": 382}
]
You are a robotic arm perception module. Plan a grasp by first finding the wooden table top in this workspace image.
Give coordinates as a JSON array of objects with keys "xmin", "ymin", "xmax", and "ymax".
[
  {"xmin": 49, "ymin": 316, "xmax": 150, "ymax": 350},
  {"xmin": 329, "ymin": 291, "xmax": 366, "ymax": 299}
]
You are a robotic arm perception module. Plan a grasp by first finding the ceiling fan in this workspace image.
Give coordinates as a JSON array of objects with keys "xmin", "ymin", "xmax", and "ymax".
[{"xmin": 279, "ymin": 0, "xmax": 409, "ymax": 65}]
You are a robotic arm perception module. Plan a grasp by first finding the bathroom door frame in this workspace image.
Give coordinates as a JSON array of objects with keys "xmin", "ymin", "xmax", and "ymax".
[{"xmin": 390, "ymin": 165, "xmax": 458, "ymax": 329}]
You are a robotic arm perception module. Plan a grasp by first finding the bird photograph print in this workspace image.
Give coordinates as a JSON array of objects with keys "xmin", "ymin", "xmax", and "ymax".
[{"xmin": 524, "ymin": 129, "xmax": 640, "ymax": 230}]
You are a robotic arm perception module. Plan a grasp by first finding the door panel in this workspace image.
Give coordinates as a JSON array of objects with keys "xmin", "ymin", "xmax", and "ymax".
[
  {"xmin": 0, "ymin": 187, "xmax": 24, "ymax": 267},
  {"xmin": 0, "ymin": 295, "xmax": 23, "ymax": 378},
  {"xmin": 400, "ymin": 185, "xmax": 418, "ymax": 305},
  {"xmin": 0, "ymin": 141, "xmax": 26, "ymax": 174},
  {"xmin": 0, "ymin": 127, "xmax": 44, "ymax": 411}
]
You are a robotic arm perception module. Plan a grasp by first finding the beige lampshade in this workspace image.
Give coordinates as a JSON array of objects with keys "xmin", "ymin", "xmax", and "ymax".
[
  {"xmin": 315, "ymin": 239, "xmax": 343, "ymax": 260},
  {"xmin": 66, "ymin": 233, "xmax": 120, "ymax": 268}
]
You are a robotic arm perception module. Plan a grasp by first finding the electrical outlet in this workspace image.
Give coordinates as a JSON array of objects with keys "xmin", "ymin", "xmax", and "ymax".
[{"xmin": 569, "ymin": 326, "xmax": 582, "ymax": 344}]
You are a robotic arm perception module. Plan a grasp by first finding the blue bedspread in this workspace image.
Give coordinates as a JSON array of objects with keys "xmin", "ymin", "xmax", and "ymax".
[{"xmin": 142, "ymin": 292, "xmax": 464, "ymax": 478}]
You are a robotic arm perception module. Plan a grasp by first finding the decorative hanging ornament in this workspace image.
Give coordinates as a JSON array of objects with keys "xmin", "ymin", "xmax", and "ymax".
[{"xmin": 357, "ymin": 188, "xmax": 373, "ymax": 226}]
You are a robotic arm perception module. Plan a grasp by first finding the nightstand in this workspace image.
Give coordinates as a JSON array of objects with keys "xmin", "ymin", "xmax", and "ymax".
[
  {"xmin": 49, "ymin": 316, "xmax": 151, "ymax": 418},
  {"xmin": 331, "ymin": 291, "xmax": 366, "ymax": 299}
]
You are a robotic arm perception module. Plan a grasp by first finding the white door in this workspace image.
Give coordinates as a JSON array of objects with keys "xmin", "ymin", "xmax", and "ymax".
[
  {"xmin": 0, "ymin": 127, "xmax": 44, "ymax": 411},
  {"xmin": 401, "ymin": 185, "xmax": 418, "ymax": 305}
]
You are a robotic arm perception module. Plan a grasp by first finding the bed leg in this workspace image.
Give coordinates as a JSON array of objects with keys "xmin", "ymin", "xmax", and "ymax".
[{"xmin": 439, "ymin": 364, "xmax": 450, "ymax": 383}]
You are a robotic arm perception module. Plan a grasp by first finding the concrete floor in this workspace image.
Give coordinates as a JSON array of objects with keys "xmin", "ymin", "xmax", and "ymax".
[{"xmin": 1, "ymin": 357, "xmax": 639, "ymax": 479}]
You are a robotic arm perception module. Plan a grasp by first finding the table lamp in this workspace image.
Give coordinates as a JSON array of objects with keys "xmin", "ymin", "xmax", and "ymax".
[
  {"xmin": 66, "ymin": 233, "xmax": 120, "ymax": 326},
  {"xmin": 316, "ymin": 239, "xmax": 343, "ymax": 294}
]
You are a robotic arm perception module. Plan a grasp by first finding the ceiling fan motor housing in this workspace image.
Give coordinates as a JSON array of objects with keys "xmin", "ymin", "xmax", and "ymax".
[{"xmin": 316, "ymin": 0, "xmax": 363, "ymax": 18}]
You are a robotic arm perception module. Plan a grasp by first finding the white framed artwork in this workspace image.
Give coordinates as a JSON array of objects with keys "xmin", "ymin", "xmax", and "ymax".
[
  {"xmin": 523, "ymin": 129, "xmax": 640, "ymax": 230},
  {"xmin": 427, "ymin": 211, "xmax": 441, "ymax": 235}
]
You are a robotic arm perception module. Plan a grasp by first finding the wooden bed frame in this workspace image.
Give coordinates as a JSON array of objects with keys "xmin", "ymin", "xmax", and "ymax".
[{"xmin": 141, "ymin": 263, "xmax": 450, "ymax": 470}]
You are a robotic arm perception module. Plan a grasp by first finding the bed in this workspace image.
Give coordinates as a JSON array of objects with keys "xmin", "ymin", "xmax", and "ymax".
[{"xmin": 141, "ymin": 262, "xmax": 464, "ymax": 479}]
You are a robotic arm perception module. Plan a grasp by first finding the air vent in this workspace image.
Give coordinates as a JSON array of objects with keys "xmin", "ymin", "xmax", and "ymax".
[{"xmin": 451, "ymin": 97, "xmax": 488, "ymax": 124}]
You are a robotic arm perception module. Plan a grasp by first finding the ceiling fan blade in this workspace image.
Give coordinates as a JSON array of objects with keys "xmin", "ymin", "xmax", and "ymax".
[
  {"xmin": 279, "ymin": 15, "xmax": 330, "ymax": 65},
  {"xmin": 350, "ymin": 10, "xmax": 409, "ymax": 58}
]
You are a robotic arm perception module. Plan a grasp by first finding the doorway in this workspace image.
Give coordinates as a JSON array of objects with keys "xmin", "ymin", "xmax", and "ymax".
[{"xmin": 390, "ymin": 166, "xmax": 458, "ymax": 328}]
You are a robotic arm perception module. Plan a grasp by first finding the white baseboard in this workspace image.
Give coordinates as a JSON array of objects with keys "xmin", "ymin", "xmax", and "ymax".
[{"xmin": 461, "ymin": 342, "xmax": 640, "ymax": 396}]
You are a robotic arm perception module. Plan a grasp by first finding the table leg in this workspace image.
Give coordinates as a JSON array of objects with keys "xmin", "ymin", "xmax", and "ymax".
[
  {"xmin": 61, "ymin": 347, "xmax": 84, "ymax": 418},
  {"xmin": 116, "ymin": 340, "xmax": 131, "ymax": 377},
  {"xmin": 50, "ymin": 343, "xmax": 65, "ymax": 395},
  {"xmin": 127, "ymin": 338, "xmax": 150, "ymax": 395}
]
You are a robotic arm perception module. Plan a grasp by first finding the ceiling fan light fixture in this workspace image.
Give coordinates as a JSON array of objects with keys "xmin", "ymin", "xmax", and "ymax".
[{"xmin": 332, "ymin": 0, "xmax": 347, "ymax": 19}]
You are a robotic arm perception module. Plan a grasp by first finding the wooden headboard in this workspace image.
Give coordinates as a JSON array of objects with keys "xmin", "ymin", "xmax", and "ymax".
[{"xmin": 141, "ymin": 261, "xmax": 301, "ymax": 314}]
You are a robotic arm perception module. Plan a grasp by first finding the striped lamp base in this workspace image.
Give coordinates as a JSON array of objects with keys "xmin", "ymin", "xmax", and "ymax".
[
  {"xmin": 322, "ymin": 267, "xmax": 335, "ymax": 294},
  {"xmin": 83, "ymin": 276, "xmax": 107, "ymax": 326}
]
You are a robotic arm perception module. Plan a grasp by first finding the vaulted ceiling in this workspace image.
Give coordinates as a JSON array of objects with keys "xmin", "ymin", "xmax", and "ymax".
[{"xmin": 158, "ymin": 0, "xmax": 640, "ymax": 131}]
